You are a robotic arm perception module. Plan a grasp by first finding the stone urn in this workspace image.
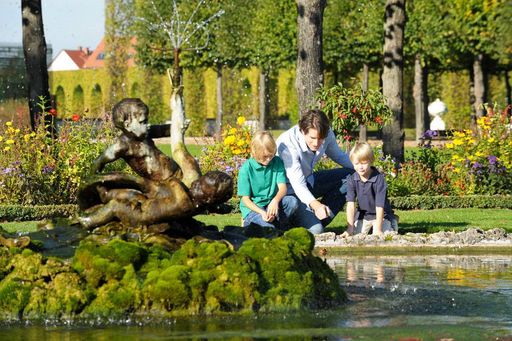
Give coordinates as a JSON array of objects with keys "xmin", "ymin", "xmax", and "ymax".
[{"xmin": 427, "ymin": 98, "xmax": 447, "ymax": 131}]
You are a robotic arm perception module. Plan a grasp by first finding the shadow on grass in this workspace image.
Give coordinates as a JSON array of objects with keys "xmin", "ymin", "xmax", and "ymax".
[
  {"xmin": 325, "ymin": 222, "xmax": 470, "ymax": 235},
  {"xmin": 397, "ymin": 222, "xmax": 469, "ymax": 234}
]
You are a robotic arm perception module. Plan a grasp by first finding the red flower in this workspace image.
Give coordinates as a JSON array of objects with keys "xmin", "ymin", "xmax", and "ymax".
[
  {"xmin": 71, "ymin": 114, "xmax": 80, "ymax": 122},
  {"xmin": 352, "ymin": 106, "xmax": 358, "ymax": 114},
  {"xmin": 374, "ymin": 116, "xmax": 383, "ymax": 125},
  {"xmin": 337, "ymin": 112, "xmax": 348, "ymax": 120},
  {"xmin": 49, "ymin": 108, "xmax": 57, "ymax": 117}
]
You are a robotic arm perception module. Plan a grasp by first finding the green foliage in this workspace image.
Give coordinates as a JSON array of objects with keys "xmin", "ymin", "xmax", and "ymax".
[
  {"xmin": 390, "ymin": 195, "xmax": 512, "ymax": 210},
  {"xmin": 0, "ymin": 204, "xmax": 78, "ymax": 221},
  {"xmin": 444, "ymin": 105, "xmax": 512, "ymax": 195},
  {"xmin": 0, "ymin": 117, "xmax": 129, "ymax": 205},
  {"xmin": 199, "ymin": 116, "xmax": 252, "ymax": 191},
  {"xmin": 316, "ymin": 83, "xmax": 393, "ymax": 141}
]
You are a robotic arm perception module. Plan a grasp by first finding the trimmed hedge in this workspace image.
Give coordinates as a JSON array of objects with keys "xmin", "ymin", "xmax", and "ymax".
[
  {"xmin": 0, "ymin": 205, "xmax": 78, "ymax": 222},
  {"xmin": 0, "ymin": 195, "xmax": 510, "ymax": 222},
  {"xmin": 389, "ymin": 195, "xmax": 512, "ymax": 210}
]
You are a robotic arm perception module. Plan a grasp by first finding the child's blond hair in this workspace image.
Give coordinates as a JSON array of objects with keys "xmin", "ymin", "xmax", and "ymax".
[
  {"xmin": 349, "ymin": 142, "xmax": 374, "ymax": 164},
  {"xmin": 251, "ymin": 131, "xmax": 276, "ymax": 161}
]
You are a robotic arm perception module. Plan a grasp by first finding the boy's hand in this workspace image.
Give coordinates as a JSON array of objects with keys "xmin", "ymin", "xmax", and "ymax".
[
  {"xmin": 266, "ymin": 199, "xmax": 279, "ymax": 221},
  {"xmin": 261, "ymin": 211, "xmax": 275, "ymax": 222}
]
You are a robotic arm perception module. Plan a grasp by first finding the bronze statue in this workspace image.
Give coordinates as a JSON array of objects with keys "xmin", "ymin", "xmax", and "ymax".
[{"xmin": 77, "ymin": 98, "xmax": 233, "ymax": 231}]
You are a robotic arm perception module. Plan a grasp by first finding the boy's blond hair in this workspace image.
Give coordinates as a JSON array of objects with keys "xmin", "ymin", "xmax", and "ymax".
[
  {"xmin": 251, "ymin": 131, "xmax": 276, "ymax": 161},
  {"xmin": 349, "ymin": 142, "xmax": 374, "ymax": 164}
]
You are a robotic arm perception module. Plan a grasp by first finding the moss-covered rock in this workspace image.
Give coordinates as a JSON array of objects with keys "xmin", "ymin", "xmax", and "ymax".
[{"xmin": 0, "ymin": 228, "xmax": 345, "ymax": 321}]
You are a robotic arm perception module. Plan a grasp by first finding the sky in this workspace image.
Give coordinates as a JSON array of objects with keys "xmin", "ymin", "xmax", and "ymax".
[{"xmin": 0, "ymin": 0, "xmax": 105, "ymax": 58}]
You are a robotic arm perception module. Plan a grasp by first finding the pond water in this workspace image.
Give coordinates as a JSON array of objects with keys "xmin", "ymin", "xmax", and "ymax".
[{"xmin": 2, "ymin": 254, "xmax": 512, "ymax": 340}]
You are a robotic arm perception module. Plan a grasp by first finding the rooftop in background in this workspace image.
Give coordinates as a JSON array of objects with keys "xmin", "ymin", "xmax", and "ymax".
[{"xmin": 48, "ymin": 37, "xmax": 137, "ymax": 71}]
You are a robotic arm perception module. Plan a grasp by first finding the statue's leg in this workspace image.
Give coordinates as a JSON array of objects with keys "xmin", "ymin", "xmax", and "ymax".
[
  {"xmin": 97, "ymin": 186, "xmax": 146, "ymax": 203},
  {"xmin": 79, "ymin": 200, "xmax": 133, "ymax": 229}
]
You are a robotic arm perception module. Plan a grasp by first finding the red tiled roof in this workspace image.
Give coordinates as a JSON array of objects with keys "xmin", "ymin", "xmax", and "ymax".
[
  {"xmin": 63, "ymin": 49, "xmax": 90, "ymax": 68},
  {"xmin": 83, "ymin": 37, "xmax": 137, "ymax": 69}
]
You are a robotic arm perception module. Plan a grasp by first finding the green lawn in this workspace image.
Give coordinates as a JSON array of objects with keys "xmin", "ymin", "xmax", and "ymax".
[
  {"xmin": 1, "ymin": 208, "xmax": 510, "ymax": 235},
  {"xmin": 196, "ymin": 208, "xmax": 512, "ymax": 234}
]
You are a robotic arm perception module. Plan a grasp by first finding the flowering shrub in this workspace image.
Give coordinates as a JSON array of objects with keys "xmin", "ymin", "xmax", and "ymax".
[
  {"xmin": 444, "ymin": 105, "xmax": 512, "ymax": 194},
  {"xmin": 199, "ymin": 116, "xmax": 253, "ymax": 192},
  {"xmin": 0, "ymin": 116, "xmax": 127, "ymax": 205},
  {"xmin": 315, "ymin": 83, "xmax": 393, "ymax": 141}
]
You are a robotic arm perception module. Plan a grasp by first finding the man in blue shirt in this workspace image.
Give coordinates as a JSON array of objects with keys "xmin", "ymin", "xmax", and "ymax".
[{"xmin": 276, "ymin": 109, "xmax": 354, "ymax": 234}]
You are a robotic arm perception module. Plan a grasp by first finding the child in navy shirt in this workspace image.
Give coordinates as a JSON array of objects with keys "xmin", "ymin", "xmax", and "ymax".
[{"xmin": 343, "ymin": 142, "xmax": 398, "ymax": 236}]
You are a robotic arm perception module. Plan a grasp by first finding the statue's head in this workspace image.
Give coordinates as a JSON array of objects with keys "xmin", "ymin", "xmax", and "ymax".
[
  {"xmin": 112, "ymin": 98, "xmax": 149, "ymax": 140},
  {"xmin": 190, "ymin": 171, "xmax": 233, "ymax": 207}
]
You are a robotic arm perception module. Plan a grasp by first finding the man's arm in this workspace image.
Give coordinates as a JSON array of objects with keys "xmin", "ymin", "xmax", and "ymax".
[
  {"xmin": 324, "ymin": 130, "xmax": 353, "ymax": 169},
  {"xmin": 278, "ymin": 144, "xmax": 316, "ymax": 205}
]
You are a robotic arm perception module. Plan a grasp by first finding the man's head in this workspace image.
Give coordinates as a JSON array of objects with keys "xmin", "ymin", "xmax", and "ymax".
[
  {"xmin": 299, "ymin": 109, "xmax": 330, "ymax": 152},
  {"xmin": 112, "ymin": 98, "xmax": 149, "ymax": 140},
  {"xmin": 251, "ymin": 131, "xmax": 276, "ymax": 166},
  {"xmin": 190, "ymin": 171, "xmax": 233, "ymax": 207}
]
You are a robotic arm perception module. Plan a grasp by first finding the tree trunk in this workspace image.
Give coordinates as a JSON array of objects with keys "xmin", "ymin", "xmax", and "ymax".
[
  {"xmin": 296, "ymin": 0, "xmax": 326, "ymax": 116},
  {"xmin": 473, "ymin": 54, "xmax": 486, "ymax": 119},
  {"xmin": 259, "ymin": 69, "xmax": 269, "ymax": 130},
  {"xmin": 169, "ymin": 48, "xmax": 200, "ymax": 188},
  {"xmin": 22, "ymin": 0, "xmax": 53, "ymax": 135},
  {"xmin": 505, "ymin": 70, "xmax": 511, "ymax": 106},
  {"xmin": 215, "ymin": 63, "xmax": 223, "ymax": 140},
  {"xmin": 359, "ymin": 63, "xmax": 369, "ymax": 142},
  {"xmin": 413, "ymin": 54, "xmax": 429, "ymax": 141},
  {"xmin": 381, "ymin": 0, "xmax": 405, "ymax": 164}
]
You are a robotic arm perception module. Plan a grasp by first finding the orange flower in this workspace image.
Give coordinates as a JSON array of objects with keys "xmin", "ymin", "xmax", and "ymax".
[
  {"xmin": 71, "ymin": 114, "xmax": 80, "ymax": 122},
  {"xmin": 49, "ymin": 108, "xmax": 57, "ymax": 117}
]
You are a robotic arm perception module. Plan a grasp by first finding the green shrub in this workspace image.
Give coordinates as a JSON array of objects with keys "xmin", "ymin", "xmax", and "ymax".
[
  {"xmin": 0, "ymin": 204, "xmax": 78, "ymax": 221},
  {"xmin": 390, "ymin": 195, "xmax": 512, "ymax": 210}
]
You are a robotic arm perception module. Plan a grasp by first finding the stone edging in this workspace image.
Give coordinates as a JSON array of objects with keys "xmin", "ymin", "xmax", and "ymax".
[{"xmin": 314, "ymin": 228, "xmax": 512, "ymax": 248}]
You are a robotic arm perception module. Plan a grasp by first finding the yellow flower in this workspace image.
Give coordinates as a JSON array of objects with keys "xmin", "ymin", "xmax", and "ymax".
[
  {"xmin": 237, "ymin": 140, "xmax": 245, "ymax": 147},
  {"xmin": 3, "ymin": 146, "xmax": 10, "ymax": 151},
  {"xmin": 453, "ymin": 167, "xmax": 460, "ymax": 173},
  {"xmin": 30, "ymin": 132, "xmax": 36, "ymax": 137},
  {"xmin": 233, "ymin": 148, "xmax": 241, "ymax": 155},
  {"xmin": 5, "ymin": 139, "xmax": 14, "ymax": 145},
  {"xmin": 445, "ymin": 143, "xmax": 453, "ymax": 149},
  {"xmin": 487, "ymin": 137, "xmax": 495, "ymax": 143},
  {"xmin": 14, "ymin": 129, "xmax": 20, "ymax": 134},
  {"xmin": 24, "ymin": 134, "xmax": 31, "ymax": 142},
  {"xmin": 229, "ymin": 127, "xmax": 237, "ymax": 135},
  {"xmin": 5, "ymin": 121, "xmax": 12, "ymax": 127},
  {"xmin": 453, "ymin": 138, "xmax": 464, "ymax": 146},
  {"xmin": 236, "ymin": 116, "xmax": 246, "ymax": 125},
  {"xmin": 453, "ymin": 131, "xmax": 466, "ymax": 138},
  {"xmin": 223, "ymin": 135, "xmax": 236, "ymax": 146}
]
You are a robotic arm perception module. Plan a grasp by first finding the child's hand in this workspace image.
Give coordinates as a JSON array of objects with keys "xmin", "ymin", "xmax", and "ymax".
[
  {"xmin": 261, "ymin": 211, "xmax": 275, "ymax": 222},
  {"xmin": 266, "ymin": 199, "xmax": 279, "ymax": 221}
]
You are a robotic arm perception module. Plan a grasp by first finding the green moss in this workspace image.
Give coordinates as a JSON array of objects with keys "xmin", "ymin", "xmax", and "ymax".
[
  {"xmin": 84, "ymin": 265, "xmax": 141, "ymax": 318},
  {"xmin": 142, "ymin": 265, "xmax": 191, "ymax": 312},
  {"xmin": 72, "ymin": 238, "xmax": 147, "ymax": 288}
]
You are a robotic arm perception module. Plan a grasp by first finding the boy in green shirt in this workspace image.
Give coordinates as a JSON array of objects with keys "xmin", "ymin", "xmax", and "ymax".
[{"xmin": 238, "ymin": 131, "xmax": 299, "ymax": 229}]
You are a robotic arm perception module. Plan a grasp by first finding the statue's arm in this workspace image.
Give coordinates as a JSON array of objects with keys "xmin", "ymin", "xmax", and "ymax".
[{"xmin": 92, "ymin": 141, "xmax": 127, "ymax": 173}]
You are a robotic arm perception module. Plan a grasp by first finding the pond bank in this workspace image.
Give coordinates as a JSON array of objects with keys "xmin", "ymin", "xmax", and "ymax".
[{"xmin": 314, "ymin": 228, "xmax": 512, "ymax": 254}]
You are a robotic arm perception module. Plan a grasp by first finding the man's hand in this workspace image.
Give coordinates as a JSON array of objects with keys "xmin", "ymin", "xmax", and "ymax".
[{"xmin": 313, "ymin": 204, "xmax": 332, "ymax": 220}]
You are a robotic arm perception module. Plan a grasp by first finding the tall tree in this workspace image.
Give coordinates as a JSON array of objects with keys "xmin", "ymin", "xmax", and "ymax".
[
  {"xmin": 251, "ymin": 0, "xmax": 296, "ymax": 128},
  {"xmin": 105, "ymin": 0, "xmax": 134, "ymax": 106},
  {"xmin": 406, "ymin": 0, "xmax": 449, "ymax": 140},
  {"xmin": 296, "ymin": 0, "xmax": 326, "ymax": 115},
  {"xmin": 382, "ymin": 0, "xmax": 406, "ymax": 163},
  {"xmin": 447, "ymin": 0, "xmax": 504, "ymax": 120},
  {"xmin": 323, "ymin": 0, "xmax": 383, "ymax": 141},
  {"xmin": 21, "ymin": 0, "xmax": 53, "ymax": 134}
]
